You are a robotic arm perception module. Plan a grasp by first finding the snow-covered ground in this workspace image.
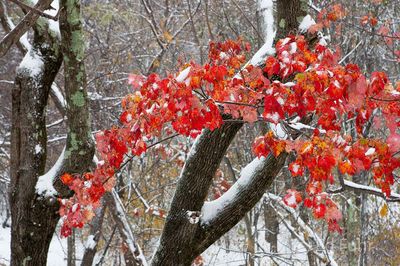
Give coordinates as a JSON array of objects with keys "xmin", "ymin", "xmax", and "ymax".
[{"xmin": 0, "ymin": 221, "xmax": 84, "ymax": 266}]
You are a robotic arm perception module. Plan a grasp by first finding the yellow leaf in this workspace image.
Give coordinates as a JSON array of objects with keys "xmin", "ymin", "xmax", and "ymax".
[
  {"xmin": 163, "ymin": 31, "xmax": 173, "ymax": 43},
  {"xmin": 380, "ymin": 203, "xmax": 388, "ymax": 217}
]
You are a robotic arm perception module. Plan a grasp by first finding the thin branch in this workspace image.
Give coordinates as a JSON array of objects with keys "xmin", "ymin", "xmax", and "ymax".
[
  {"xmin": 8, "ymin": 0, "xmax": 59, "ymax": 21},
  {"xmin": 0, "ymin": 0, "xmax": 53, "ymax": 57},
  {"xmin": 328, "ymin": 179, "xmax": 400, "ymax": 202},
  {"xmin": 339, "ymin": 40, "xmax": 363, "ymax": 64}
]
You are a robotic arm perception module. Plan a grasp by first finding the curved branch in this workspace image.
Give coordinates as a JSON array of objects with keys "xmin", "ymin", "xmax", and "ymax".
[
  {"xmin": 196, "ymin": 153, "xmax": 287, "ymax": 253},
  {"xmin": 151, "ymin": 120, "xmax": 243, "ymax": 265}
]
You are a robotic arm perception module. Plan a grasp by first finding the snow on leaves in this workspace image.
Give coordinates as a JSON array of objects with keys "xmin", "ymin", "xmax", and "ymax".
[{"xmin": 59, "ymin": 34, "xmax": 399, "ymax": 237}]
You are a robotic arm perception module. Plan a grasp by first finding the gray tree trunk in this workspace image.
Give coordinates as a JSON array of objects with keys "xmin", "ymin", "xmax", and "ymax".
[{"xmin": 9, "ymin": 0, "xmax": 94, "ymax": 265}]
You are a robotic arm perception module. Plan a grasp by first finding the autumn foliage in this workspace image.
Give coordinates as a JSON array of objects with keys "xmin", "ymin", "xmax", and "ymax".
[{"xmin": 58, "ymin": 33, "xmax": 400, "ymax": 237}]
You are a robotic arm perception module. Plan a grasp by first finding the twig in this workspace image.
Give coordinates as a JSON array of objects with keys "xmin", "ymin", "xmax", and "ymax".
[{"xmin": 9, "ymin": 0, "xmax": 59, "ymax": 21}]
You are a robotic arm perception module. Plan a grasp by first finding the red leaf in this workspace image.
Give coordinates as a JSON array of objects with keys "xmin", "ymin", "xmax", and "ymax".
[
  {"xmin": 283, "ymin": 189, "xmax": 302, "ymax": 208},
  {"xmin": 61, "ymin": 173, "xmax": 74, "ymax": 186},
  {"xmin": 313, "ymin": 204, "xmax": 326, "ymax": 219}
]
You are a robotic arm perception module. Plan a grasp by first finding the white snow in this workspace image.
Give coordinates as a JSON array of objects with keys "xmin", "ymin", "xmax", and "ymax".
[
  {"xmin": 175, "ymin": 67, "xmax": 191, "ymax": 83},
  {"xmin": 250, "ymin": 42, "xmax": 276, "ymax": 66},
  {"xmin": 36, "ymin": 148, "xmax": 65, "ymax": 197},
  {"xmin": 344, "ymin": 180, "xmax": 400, "ymax": 200},
  {"xmin": 18, "ymin": 48, "xmax": 44, "ymax": 77},
  {"xmin": 249, "ymin": 0, "xmax": 275, "ymax": 66},
  {"xmin": 44, "ymin": 0, "xmax": 61, "ymax": 38},
  {"xmin": 35, "ymin": 144, "xmax": 42, "ymax": 154},
  {"xmin": 365, "ymin": 147, "xmax": 375, "ymax": 156},
  {"xmin": 186, "ymin": 211, "xmax": 201, "ymax": 224},
  {"xmin": 298, "ymin": 15, "xmax": 316, "ymax": 33},
  {"xmin": 286, "ymin": 193, "xmax": 297, "ymax": 206},
  {"xmin": 51, "ymin": 84, "xmax": 67, "ymax": 109},
  {"xmin": 258, "ymin": 0, "xmax": 275, "ymax": 45},
  {"xmin": 283, "ymin": 82, "xmax": 296, "ymax": 87},
  {"xmin": 289, "ymin": 122, "xmax": 327, "ymax": 134},
  {"xmin": 201, "ymin": 157, "xmax": 265, "ymax": 224},
  {"xmin": 292, "ymin": 163, "xmax": 300, "ymax": 174},
  {"xmin": 0, "ymin": 220, "xmax": 85, "ymax": 266},
  {"xmin": 266, "ymin": 112, "xmax": 280, "ymax": 123},
  {"xmin": 270, "ymin": 123, "xmax": 287, "ymax": 139},
  {"xmin": 85, "ymin": 235, "xmax": 96, "ymax": 250}
]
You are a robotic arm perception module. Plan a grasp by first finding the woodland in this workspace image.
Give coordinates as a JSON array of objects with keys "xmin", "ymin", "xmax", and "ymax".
[{"xmin": 0, "ymin": 0, "xmax": 399, "ymax": 265}]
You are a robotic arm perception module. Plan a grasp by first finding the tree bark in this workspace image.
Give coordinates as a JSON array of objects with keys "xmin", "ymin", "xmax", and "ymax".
[
  {"xmin": 276, "ymin": 0, "xmax": 307, "ymax": 39},
  {"xmin": 9, "ymin": 32, "xmax": 63, "ymax": 266},
  {"xmin": 9, "ymin": 0, "xmax": 94, "ymax": 264},
  {"xmin": 151, "ymin": 120, "xmax": 243, "ymax": 265}
]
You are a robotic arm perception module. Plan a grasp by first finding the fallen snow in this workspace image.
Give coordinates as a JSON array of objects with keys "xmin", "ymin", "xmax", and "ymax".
[
  {"xmin": 258, "ymin": 0, "xmax": 275, "ymax": 44},
  {"xmin": 270, "ymin": 123, "xmax": 287, "ymax": 139},
  {"xmin": 36, "ymin": 148, "xmax": 65, "ymax": 197},
  {"xmin": 175, "ymin": 67, "xmax": 191, "ymax": 83},
  {"xmin": 249, "ymin": 0, "xmax": 275, "ymax": 66},
  {"xmin": 365, "ymin": 147, "xmax": 375, "ymax": 156},
  {"xmin": 201, "ymin": 157, "xmax": 265, "ymax": 224},
  {"xmin": 51, "ymin": 84, "xmax": 67, "ymax": 109},
  {"xmin": 344, "ymin": 180, "xmax": 400, "ymax": 200},
  {"xmin": 0, "ymin": 219, "xmax": 85, "ymax": 266},
  {"xmin": 35, "ymin": 144, "xmax": 42, "ymax": 154},
  {"xmin": 85, "ymin": 235, "xmax": 96, "ymax": 250},
  {"xmin": 298, "ymin": 15, "xmax": 316, "ymax": 33},
  {"xmin": 18, "ymin": 48, "xmax": 44, "ymax": 78},
  {"xmin": 249, "ymin": 42, "xmax": 275, "ymax": 66},
  {"xmin": 44, "ymin": 0, "xmax": 61, "ymax": 38}
]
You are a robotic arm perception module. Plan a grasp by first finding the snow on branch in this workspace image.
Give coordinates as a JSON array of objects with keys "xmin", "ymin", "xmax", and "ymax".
[
  {"xmin": 0, "ymin": 0, "xmax": 53, "ymax": 57},
  {"xmin": 109, "ymin": 190, "xmax": 148, "ymax": 266},
  {"xmin": 330, "ymin": 179, "xmax": 400, "ymax": 202},
  {"xmin": 17, "ymin": 46, "xmax": 44, "ymax": 78},
  {"xmin": 298, "ymin": 14, "xmax": 316, "ymax": 33},
  {"xmin": 250, "ymin": 0, "xmax": 275, "ymax": 66},
  {"xmin": 36, "ymin": 148, "xmax": 65, "ymax": 197},
  {"xmin": 201, "ymin": 157, "xmax": 266, "ymax": 224}
]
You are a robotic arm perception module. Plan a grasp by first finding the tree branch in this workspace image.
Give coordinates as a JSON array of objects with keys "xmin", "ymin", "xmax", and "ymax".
[
  {"xmin": 0, "ymin": 0, "xmax": 53, "ymax": 57},
  {"xmin": 151, "ymin": 119, "xmax": 243, "ymax": 265},
  {"xmin": 196, "ymin": 153, "xmax": 287, "ymax": 253}
]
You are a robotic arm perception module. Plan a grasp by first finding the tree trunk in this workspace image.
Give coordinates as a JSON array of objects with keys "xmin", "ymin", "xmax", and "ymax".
[
  {"xmin": 68, "ymin": 229, "xmax": 76, "ymax": 266},
  {"xmin": 9, "ymin": 0, "xmax": 94, "ymax": 264},
  {"xmin": 9, "ymin": 38, "xmax": 62, "ymax": 266},
  {"xmin": 276, "ymin": 0, "xmax": 307, "ymax": 39}
]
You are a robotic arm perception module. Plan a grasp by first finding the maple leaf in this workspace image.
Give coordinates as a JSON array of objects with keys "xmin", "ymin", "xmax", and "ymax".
[
  {"xmin": 387, "ymin": 134, "xmax": 400, "ymax": 153},
  {"xmin": 313, "ymin": 204, "xmax": 326, "ymax": 219},
  {"xmin": 283, "ymin": 189, "xmax": 302, "ymax": 208},
  {"xmin": 379, "ymin": 203, "xmax": 388, "ymax": 217},
  {"xmin": 61, "ymin": 173, "xmax": 74, "ymax": 186},
  {"xmin": 128, "ymin": 74, "xmax": 146, "ymax": 89},
  {"xmin": 263, "ymin": 57, "xmax": 280, "ymax": 78}
]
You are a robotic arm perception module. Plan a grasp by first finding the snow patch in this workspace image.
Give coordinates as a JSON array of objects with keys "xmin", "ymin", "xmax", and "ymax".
[
  {"xmin": 176, "ymin": 67, "xmax": 191, "ymax": 83},
  {"xmin": 35, "ymin": 144, "xmax": 42, "ymax": 154},
  {"xmin": 201, "ymin": 157, "xmax": 265, "ymax": 223},
  {"xmin": 18, "ymin": 48, "xmax": 44, "ymax": 77},
  {"xmin": 365, "ymin": 147, "xmax": 375, "ymax": 156},
  {"xmin": 292, "ymin": 163, "xmax": 300, "ymax": 174},
  {"xmin": 85, "ymin": 235, "xmax": 96, "ymax": 250},
  {"xmin": 299, "ymin": 15, "xmax": 316, "ymax": 32},
  {"xmin": 36, "ymin": 148, "xmax": 65, "ymax": 197}
]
